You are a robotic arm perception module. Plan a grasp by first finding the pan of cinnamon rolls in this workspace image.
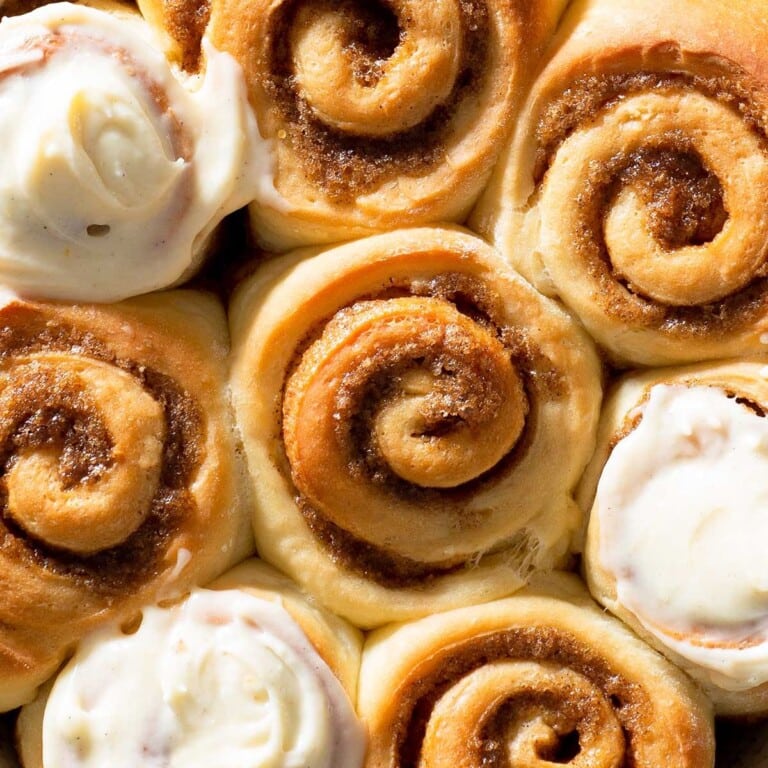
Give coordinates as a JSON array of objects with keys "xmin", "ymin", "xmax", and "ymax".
[{"xmin": 2, "ymin": 0, "xmax": 768, "ymax": 765}]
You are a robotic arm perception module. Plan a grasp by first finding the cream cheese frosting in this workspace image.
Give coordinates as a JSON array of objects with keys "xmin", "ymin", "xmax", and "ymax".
[
  {"xmin": 0, "ymin": 3, "xmax": 262, "ymax": 302},
  {"xmin": 595, "ymin": 383, "xmax": 768, "ymax": 690},
  {"xmin": 41, "ymin": 589, "xmax": 366, "ymax": 768}
]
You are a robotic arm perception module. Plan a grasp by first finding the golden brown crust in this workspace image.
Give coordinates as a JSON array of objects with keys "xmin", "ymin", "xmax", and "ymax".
[
  {"xmin": 472, "ymin": 0, "xmax": 768, "ymax": 366},
  {"xmin": 0, "ymin": 291, "xmax": 253, "ymax": 712},
  {"xmin": 358, "ymin": 572, "xmax": 715, "ymax": 768},
  {"xmin": 229, "ymin": 226, "xmax": 603, "ymax": 626},
  {"xmin": 138, "ymin": 0, "xmax": 569, "ymax": 249},
  {"xmin": 136, "ymin": 0, "xmax": 210, "ymax": 70}
]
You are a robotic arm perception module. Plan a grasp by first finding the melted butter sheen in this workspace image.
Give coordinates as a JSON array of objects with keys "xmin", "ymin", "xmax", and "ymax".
[
  {"xmin": 42, "ymin": 590, "xmax": 366, "ymax": 768},
  {"xmin": 596, "ymin": 384, "xmax": 768, "ymax": 689}
]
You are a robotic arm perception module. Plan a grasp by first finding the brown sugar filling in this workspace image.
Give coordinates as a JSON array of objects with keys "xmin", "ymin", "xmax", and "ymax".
[
  {"xmin": 160, "ymin": 0, "xmax": 212, "ymax": 72},
  {"xmin": 0, "ymin": 305, "xmax": 203, "ymax": 596},
  {"xmin": 387, "ymin": 627, "xmax": 649, "ymax": 767},
  {"xmin": 282, "ymin": 272, "xmax": 567, "ymax": 588},
  {"xmin": 264, "ymin": 0, "xmax": 491, "ymax": 202},
  {"xmin": 534, "ymin": 69, "xmax": 767, "ymax": 183},
  {"xmin": 534, "ymin": 67, "xmax": 768, "ymax": 333},
  {"xmin": 619, "ymin": 146, "xmax": 727, "ymax": 250}
]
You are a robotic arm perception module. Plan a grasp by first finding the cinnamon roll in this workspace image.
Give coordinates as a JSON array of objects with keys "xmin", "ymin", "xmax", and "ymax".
[
  {"xmin": 581, "ymin": 360, "xmax": 768, "ymax": 716},
  {"xmin": 472, "ymin": 0, "xmax": 768, "ymax": 366},
  {"xmin": 359, "ymin": 572, "xmax": 715, "ymax": 768},
  {"xmin": 138, "ymin": 0, "xmax": 569, "ymax": 250},
  {"xmin": 0, "ymin": 1, "xmax": 256, "ymax": 302},
  {"xmin": 229, "ymin": 227, "xmax": 603, "ymax": 627},
  {"xmin": 0, "ymin": 291, "xmax": 254, "ymax": 712},
  {"xmin": 16, "ymin": 559, "xmax": 365, "ymax": 768}
]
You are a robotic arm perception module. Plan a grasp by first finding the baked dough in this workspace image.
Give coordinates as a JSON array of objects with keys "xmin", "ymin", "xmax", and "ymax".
[
  {"xmin": 359, "ymin": 572, "xmax": 715, "ymax": 768},
  {"xmin": 230, "ymin": 226, "xmax": 603, "ymax": 626},
  {"xmin": 0, "ymin": 291, "xmax": 253, "ymax": 712},
  {"xmin": 472, "ymin": 0, "xmax": 768, "ymax": 366},
  {"xmin": 138, "ymin": 0, "xmax": 569, "ymax": 250}
]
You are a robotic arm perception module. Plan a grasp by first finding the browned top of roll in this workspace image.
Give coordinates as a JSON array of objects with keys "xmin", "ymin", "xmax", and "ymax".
[{"xmin": 0, "ymin": 291, "xmax": 252, "ymax": 711}]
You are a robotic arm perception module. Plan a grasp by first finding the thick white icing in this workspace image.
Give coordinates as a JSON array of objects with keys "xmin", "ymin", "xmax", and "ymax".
[
  {"xmin": 42, "ymin": 589, "xmax": 365, "ymax": 768},
  {"xmin": 595, "ymin": 384, "xmax": 768, "ymax": 690},
  {"xmin": 0, "ymin": 3, "xmax": 261, "ymax": 301}
]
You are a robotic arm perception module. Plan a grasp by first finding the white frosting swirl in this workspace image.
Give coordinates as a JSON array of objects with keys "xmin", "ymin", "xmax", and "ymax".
[
  {"xmin": 595, "ymin": 384, "xmax": 768, "ymax": 690},
  {"xmin": 0, "ymin": 3, "xmax": 260, "ymax": 301},
  {"xmin": 41, "ymin": 589, "xmax": 366, "ymax": 768}
]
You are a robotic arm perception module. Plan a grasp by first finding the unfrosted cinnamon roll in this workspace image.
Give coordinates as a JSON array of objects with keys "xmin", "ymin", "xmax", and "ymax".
[
  {"xmin": 229, "ymin": 227, "xmax": 603, "ymax": 627},
  {"xmin": 0, "ymin": 290, "xmax": 254, "ymax": 712},
  {"xmin": 138, "ymin": 0, "xmax": 569, "ymax": 250},
  {"xmin": 16, "ymin": 559, "xmax": 365, "ymax": 768},
  {"xmin": 581, "ymin": 360, "xmax": 768, "ymax": 716},
  {"xmin": 359, "ymin": 572, "xmax": 715, "ymax": 768},
  {"xmin": 472, "ymin": 0, "xmax": 768, "ymax": 366},
  {"xmin": 0, "ymin": 1, "xmax": 256, "ymax": 302}
]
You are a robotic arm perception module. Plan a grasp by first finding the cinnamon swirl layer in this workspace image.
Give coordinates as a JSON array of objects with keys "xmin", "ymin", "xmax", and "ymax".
[
  {"xmin": 229, "ymin": 227, "xmax": 603, "ymax": 626},
  {"xmin": 472, "ymin": 0, "xmax": 768, "ymax": 366},
  {"xmin": 138, "ymin": 0, "xmax": 569, "ymax": 250},
  {"xmin": 359, "ymin": 572, "xmax": 715, "ymax": 768},
  {"xmin": 0, "ymin": 1, "xmax": 255, "ymax": 302},
  {"xmin": 581, "ymin": 361, "xmax": 768, "ymax": 716},
  {"xmin": 0, "ymin": 291, "xmax": 253, "ymax": 712},
  {"xmin": 16, "ymin": 559, "xmax": 365, "ymax": 768}
]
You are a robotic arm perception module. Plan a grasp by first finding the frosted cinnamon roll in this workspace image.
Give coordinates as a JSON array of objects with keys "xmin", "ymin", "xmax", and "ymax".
[
  {"xmin": 581, "ymin": 360, "xmax": 768, "ymax": 715},
  {"xmin": 230, "ymin": 227, "xmax": 603, "ymax": 627},
  {"xmin": 0, "ymin": 1, "xmax": 256, "ymax": 302},
  {"xmin": 0, "ymin": 291, "xmax": 253, "ymax": 712},
  {"xmin": 16, "ymin": 559, "xmax": 365, "ymax": 768},
  {"xmin": 472, "ymin": 0, "xmax": 768, "ymax": 366},
  {"xmin": 138, "ymin": 0, "xmax": 569, "ymax": 250},
  {"xmin": 359, "ymin": 572, "xmax": 715, "ymax": 768}
]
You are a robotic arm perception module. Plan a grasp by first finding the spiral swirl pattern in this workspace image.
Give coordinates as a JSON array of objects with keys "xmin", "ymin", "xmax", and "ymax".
[
  {"xmin": 358, "ymin": 573, "xmax": 715, "ymax": 768},
  {"xmin": 159, "ymin": 0, "xmax": 570, "ymax": 249},
  {"xmin": 0, "ymin": 292, "xmax": 252, "ymax": 712},
  {"xmin": 472, "ymin": 0, "xmax": 768, "ymax": 365},
  {"xmin": 230, "ymin": 227, "xmax": 602, "ymax": 626}
]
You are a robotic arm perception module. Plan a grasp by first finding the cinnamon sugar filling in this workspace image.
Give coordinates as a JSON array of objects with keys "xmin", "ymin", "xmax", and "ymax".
[
  {"xmin": 534, "ymin": 67, "xmax": 768, "ymax": 333},
  {"xmin": 389, "ymin": 627, "xmax": 648, "ymax": 767},
  {"xmin": 264, "ymin": 0, "xmax": 491, "ymax": 201},
  {"xmin": 281, "ymin": 273, "xmax": 567, "ymax": 587},
  {"xmin": 162, "ymin": 0, "xmax": 212, "ymax": 72},
  {"xmin": 0, "ymin": 305, "xmax": 203, "ymax": 596}
]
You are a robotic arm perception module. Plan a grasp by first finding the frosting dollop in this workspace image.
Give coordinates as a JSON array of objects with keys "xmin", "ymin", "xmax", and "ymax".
[
  {"xmin": 0, "ymin": 3, "xmax": 259, "ymax": 301},
  {"xmin": 41, "ymin": 589, "xmax": 365, "ymax": 768},
  {"xmin": 595, "ymin": 384, "xmax": 768, "ymax": 690}
]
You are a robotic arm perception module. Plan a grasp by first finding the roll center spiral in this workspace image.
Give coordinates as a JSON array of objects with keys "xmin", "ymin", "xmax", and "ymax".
[
  {"xmin": 0, "ymin": 355, "xmax": 165, "ymax": 554},
  {"xmin": 289, "ymin": 0, "xmax": 461, "ymax": 136},
  {"xmin": 542, "ymin": 89, "xmax": 768, "ymax": 307},
  {"xmin": 615, "ymin": 146, "xmax": 727, "ymax": 250},
  {"xmin": 422, "ymin": 661, "xmax": 626, "ymax": 768},
  {"xmin": 284, "ymin": 296, "xmax": 527, "ymax": 493}
]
